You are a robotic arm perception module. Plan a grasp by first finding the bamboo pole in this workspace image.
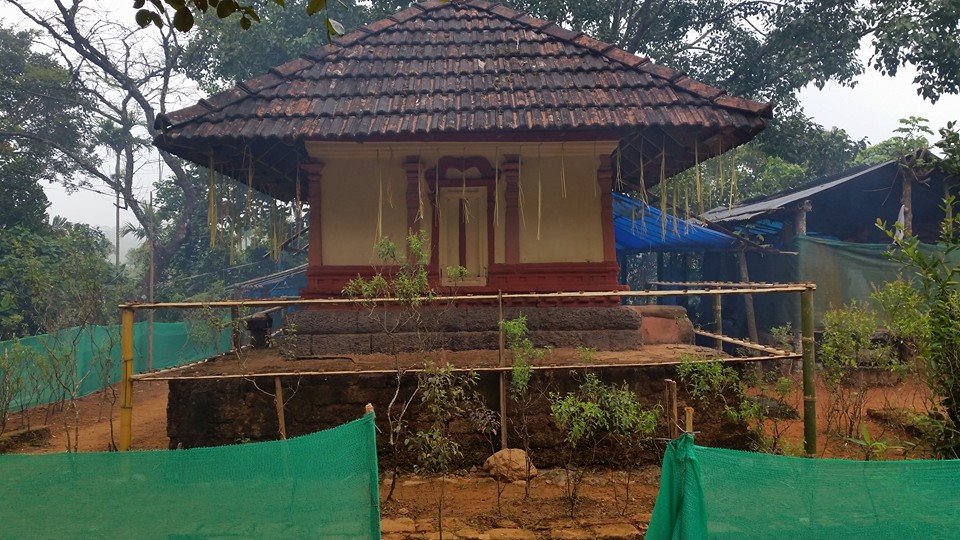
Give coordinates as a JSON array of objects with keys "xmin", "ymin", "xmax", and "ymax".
[
  {"xmin": 119, "ymin": 307, "xmax": 135, "ymax": 451},
  {"xmin": 118, "ymin": 285, "xmax": 813, "ymax": 311},
  {"xmin": 694, "ymin": 330, "xmax": 792, "ymax": 356},
  {"xmin": 664, "ymin": 379, "xmax": 678, "ymax": 438},
  {"xmin": 737, "ymin": 247, "xmax": 759, "ymax": 344},
  {"xmin": 274, "ymin": 376, "xmax": 287, "ymax": 440},
  {"xmin": 801, "ymin": 286, "xmax": 817, "ymax": 456},
  {"xmin": 132, "ymin": 353, "xmax": 801, "ymax": 382},
  {"xmin": 684, "ymin": 406, "xmax": 694, "ymax": 433},
  {"xmin": 498, "ymin": 290, "xmax": 508, "ymax": 449},
  {"xmin": 231, "ymin": 306, "xmax": 241, "ymax": 351},
  {"xmin": 712, "ymin": 295, "xmax": 723, "ymax": 351}
]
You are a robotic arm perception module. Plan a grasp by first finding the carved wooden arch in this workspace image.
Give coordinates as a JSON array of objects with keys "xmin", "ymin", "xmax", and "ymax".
[{"xmin": 425, "ymin": 155, "xmax": 497, "ymax": 184}]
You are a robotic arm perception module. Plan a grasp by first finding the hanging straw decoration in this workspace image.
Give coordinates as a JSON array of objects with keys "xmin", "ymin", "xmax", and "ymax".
[
  {"xmin": 592, "ymin": 141, "xmax": 599, "ymax": 197},
  {"xmin": 434, "ymin": 153, "xmax": 441, "ymax": 225},
  {"xmin": 416, "ymin": 159, "xmax": 425, "ymax": 223},
  {"xmin": 537, "ymin": 144, "xmax": 543, "ymax": 240},
  {"xmin": 461, "ymin": 154, "xmax": 470, "ymax": 223},
  {"xmin": 728, "ymin": 148, "xmax": 738, "ymax": 209},
  {"xmin": 694, "ymin": 140, "xmax": 704, "ymax": 216},
  {"xmin": 671, "ymin": 172, "xmax": 680, "ymax": 236},
  {"xmin": 493, "ymin": 146, "xmax": 500, "ymax": 226},
  {"xmin": 375, "ymin": 149, "xmax": 383, "ymax": 239},
  {"xmin": 716, "ymin": 138, "xmax": 725, "ymax": 206},
  {"xmin": 638, "ymin": 139, "xmax": 648, "ymax": 234},
  {"xmin": 659, "ymin": 147, "xmax": 668, "ymax": 240},
  {"xmin": 615, "ymin": 147, "xmax": 624, "ymax": 191},
  {"xmin": 560, "ymin": 142, "xmax": 567, "ymax": 198},
  {"xmin": 245, "ymin": 147, "xmax": 254, "ymax": 229},
  {"xmin": 684, "ymin": 177, "xmax": 691, "ymax": 234},
  {"xmin": 387, "ymin": 147, "xmax": 395, "ymax": 209},
  {"xmin": 294, "ymin": 154, "xmax": 303, "ymax": 240},
  {"xmin": 518, "ymin": 147, "xmax": 527, "ymax": 229},
  {"xmin": 207, "ymin": 153, "xmax": 218, "ymax": 248}
]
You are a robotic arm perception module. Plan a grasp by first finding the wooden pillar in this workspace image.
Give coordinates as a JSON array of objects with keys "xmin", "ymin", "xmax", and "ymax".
[
  {"xmin": 795, "ymin": 200, "xmax": 812, "ymax": 237},
  {"xmin": 597, "ymin": 154, "xmax": 616, "ymax": 263},
  {"xmin": 901, "ymin": 173, "xmax": 913, "ymax": 237},
  {"xmin": 502, "ymin": 155, "xmax": 520, "ymax": 265},
  {"xmin": 302, "ymin": 161, "xmax": 325, "ymax": 267},
  {"xmin": 403, "ymin": 157, "xmax": 423, "ymax": 265},
  {"xmin": 737, "ymin": 247, "xmax": 759, "ymax": 343}
]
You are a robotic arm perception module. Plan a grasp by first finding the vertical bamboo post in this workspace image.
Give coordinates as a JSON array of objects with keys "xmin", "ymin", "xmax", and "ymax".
[
  {"xmin": 712, "ymin": 293, "xmax": 723, "ymax": 351},
  {"xmin": 498, "ymin": 290, "xmax": 508, "ymax": 449},
  {"xmin": 231, "ymin": 306, "xmax": 241, "ymax": 351},
  {"xmin": 684, "ymin": 406, "xmax": 694, "ymax": 434},
  {"xmin": 119, "ymin": 307, "xmax": 135, "ymax": 451},
  {"xmin": 664, "ymin": 379, "xmax": 679, "ymax": 438},
  {"xmin": 737, "ymin": 247, "xmax": 759, "ymax": 343},
  {"xmin": 801, "ymin": 286, "xmax": 817, "ymax": 456},
  {"xmin": 274, "ymin": 376, "xmax": 287, "ymax": 440}
]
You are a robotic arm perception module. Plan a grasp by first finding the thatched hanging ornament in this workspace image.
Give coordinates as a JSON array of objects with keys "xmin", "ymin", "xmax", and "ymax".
[
  {"xmin": 387, "ymin": 147, "xmax": 395, "ymax": 209},
  {"xmin": 694, "ymin": 140, "xmax": 704, "ymax": 216},
  {"xmin": 728, "ymin": 149, "xmax": 738, "ymax": 209},
  {"xmin": 592, "ymin": 141, "xmax": 599, "ymax": 197},
  {"xmin": 560, "ymin": 142, "xmax": 567, "ymax": 198},
  {"xmin": 659, "ymin": 147, "xmax": 668, "ymax": 240},
  {"xmin": 615, "ymin": 147, "xmax": 624, "ymax": 191},
  {"xmin": 672, "ymin": 168, "xmax": 680, "ymax": 237},
  {"xmin": 375, "ymin": 149, "xmax": 383, "ymax": 239},
  {"xmin": 716, "ymin": 138, "xmax": 725, "ymax": 206},
  {"xmin": 245, "ymin": 147, "xmax": 254, "ymax": 228},
  {"xmin": 294, "ymin": 154, "xmax": 303, "ymax": 240},
  {"xmin": 493, "ymin": 146, "xmax": 500, "ymax": 226},
  {"xmin": 684, "ymin": 177, "xmax": 691, "ymax": 234},
  {"xmin": 518, "ymin": 146, "xmax": 526, "ymax": 229},
  {"xmin": 638, "ymin": 139, "xmax": 648, "ymax": 234},
  {"xmin": 416, "ymin": 159, "xmax": 425, "ymax": 223},
  {"xmin": 461, "ymin": 153, "xmax": 470, "ymax": 223},
  {"xmin": 207, "ymin": 153, "xmax": 218, "ymax": 248},
  {"xmin": 537, "ymin": 144, "xmax": 543, "ymax": 241}
]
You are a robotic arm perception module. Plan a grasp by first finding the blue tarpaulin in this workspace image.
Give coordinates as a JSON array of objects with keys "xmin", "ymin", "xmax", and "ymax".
[{"xmin": 613, "ymin": 193, "xmax": 738, "ymax": 253}]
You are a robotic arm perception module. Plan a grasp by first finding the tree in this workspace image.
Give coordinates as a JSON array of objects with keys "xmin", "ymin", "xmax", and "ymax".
[
  {"xmin": 0, "ymin": 26, "xmax": 90, "ymax": 232},
  {"xmin": 180, "ymin": 0, "xmax": 375, "ymax": 92},
  {"xmin": 2, "ymin": 0, "xmax": 207, "ymax": 292}
]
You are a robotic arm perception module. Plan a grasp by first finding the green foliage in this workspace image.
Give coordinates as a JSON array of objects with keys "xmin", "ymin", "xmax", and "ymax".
[
  {"xmin": 819, "ymin": 302, "xmax": 894, "ymax": 385},
  {"xmin": 180, "ymin": 0, "xmax": 375, "ymax": 92},
  {"xmin": 575, "ymin": 345, "xmax": 598, "ymax": 363},
  {"xmin": 0, "ymin": 26, "xmax": 91, "ymax": 232},
  {"xmin": 343, "ymin": 232, "xmax": 435, "ymax": 308},
  {"xmin": 770, "ymin": 324, "xmax": 796, "ymax": 353},
  {"xmin": 502, "ymin": 316, "xmax": 546, "ymax": 399},
  {"xmin": 0, "ymin": 224, "xmax": 131, "ymax": 339},
  {"xmin": 549, "ymin": 373, "xmax": 659, "ymax": 448},
  {"xmin": 845, "ymin": 427, "xmax": 895, "ymax": 461},
  {"xmin": 134, "ymin": 0, "xmax": 356, "ymax": 37},
  {"xmin": 871, "ymin": 278, "xmax": 930, "ymax": 350},
  {"xmin": 676, "ymin": 355, "xmax": 762, "ymax": 426},
  {"xmin": 854, "ymin": 116, "xmax": 934, "ymax": 166}
]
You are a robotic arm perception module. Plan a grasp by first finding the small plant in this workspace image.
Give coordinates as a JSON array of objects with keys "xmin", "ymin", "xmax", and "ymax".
[
  {"xmin": 845, "ymin": 427, "xmax": 897, "ymax": 461},
  {"xmin": 575, "ymin": 345, "xmax": 597, "ymax": 363},
  {"xmin": 676, "ymin": 355, "xmax": 768, "ymax": 447},
  {"xmin": 406, "ymin": 362, "xmax": 496, "ymax": 539},
  {"xmin": 502, "ymin": 315, "xmax": 547, "ymax": 499},
  {"xmin": 820, "ymin": 303, "xmax": 897, "ymax": 438},
  {"xmin": 549, "ymin": 373, "xmax": 659, "ymax": 517}
]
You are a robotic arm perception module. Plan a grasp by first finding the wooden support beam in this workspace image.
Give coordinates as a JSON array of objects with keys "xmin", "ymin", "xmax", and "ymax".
[
  {"xmin": 274, "ymin": 376, "xmax": 287, "ymax": 440},
  {"xmin": 737, "ymin": 247, "xmax": 759, "ymax": 344},
  {"xmin": 664, "ymin": 379, "xmax": 679, "ymax": 439}
]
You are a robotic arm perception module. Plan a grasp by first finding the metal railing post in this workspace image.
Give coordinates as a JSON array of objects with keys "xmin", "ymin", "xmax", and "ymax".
[
  {"xmin": 119, "ymin": 306, "xmax": 135, "ymax": 451},
  {"xmin": 801, "ymin": 286, "xmax": 817, "ymax": 456}
]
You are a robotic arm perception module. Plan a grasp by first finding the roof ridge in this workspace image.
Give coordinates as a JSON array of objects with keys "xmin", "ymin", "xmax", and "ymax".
[{"xmin": 157, "ymin": 0, "xmax": 769, "ymax": 131}]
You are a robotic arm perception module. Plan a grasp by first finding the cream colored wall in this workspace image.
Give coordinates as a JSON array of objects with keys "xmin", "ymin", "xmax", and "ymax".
[
  {"xmin": 516, "ymin": 153, "xmax": 604, "ymax": 263},
  {"xmin": 305, "ymin": 141, "xmax": 617, "ymax": 267}
]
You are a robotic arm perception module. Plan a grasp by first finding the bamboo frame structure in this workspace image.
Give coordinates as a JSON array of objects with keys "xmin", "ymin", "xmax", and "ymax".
[{"xmin": 116, "ymin": 282, "xmax": 817, "ymax": 454}]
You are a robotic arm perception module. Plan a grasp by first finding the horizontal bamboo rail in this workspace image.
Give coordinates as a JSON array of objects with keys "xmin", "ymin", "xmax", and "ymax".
[
  {"xmin": 131, "ymin": 352, "xmax": 801, "ymax": 382},
  {"xmin": 118, "ymin": 281, "xmax": 817, "ymax": 454},
  {"xmin": 650, "ymin": 280, "xmax": 815, "ymax": 289},
  {"xmin": 694, "ymin": 329, "xmax": 795, "ymax": 357},
  {"xmin": 119, "ymin": 285, "xmax": 814, "ymax": 311}
]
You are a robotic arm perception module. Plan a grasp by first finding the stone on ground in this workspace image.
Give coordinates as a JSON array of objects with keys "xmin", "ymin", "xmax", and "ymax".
[{"xmin": 483, "ymin": 448, "xmax": 538, "ymax": 481}]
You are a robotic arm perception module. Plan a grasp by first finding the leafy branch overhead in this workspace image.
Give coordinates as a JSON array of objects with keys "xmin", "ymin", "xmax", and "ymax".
[{"xmin": 134, "ymin": 0, "xmax": 345, "ymax": 35}]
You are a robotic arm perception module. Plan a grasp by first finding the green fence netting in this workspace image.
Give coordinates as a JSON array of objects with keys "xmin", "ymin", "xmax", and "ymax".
[
  {"xmin": 1, "ymin": 321, "xmax": 230, "ymax": 410},
  {"xmin": 647, "ymin": 434, "xmax": 960, "ymax": 539},
  {"xmin": 0, "ymin": 412, "xmax": 381, "ymax": 539}
]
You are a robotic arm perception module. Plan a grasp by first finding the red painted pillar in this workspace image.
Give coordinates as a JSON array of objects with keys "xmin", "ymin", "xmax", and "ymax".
[
  {"xmin": 502, "ymin": 155, "xmax": 520, "ymax": 265},
  {"xmin": 597, "ymin": 154, "xmax": 616, "ymax": 263}
]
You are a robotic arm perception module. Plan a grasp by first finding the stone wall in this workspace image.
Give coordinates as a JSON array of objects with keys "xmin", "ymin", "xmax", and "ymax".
[
  {"xmin": 167, "ymin": 364, "xmax": 751, "ymax": 467},
  {"xmin": 279, "ymin": 305, "xmax": 693, "ymax": 358}
]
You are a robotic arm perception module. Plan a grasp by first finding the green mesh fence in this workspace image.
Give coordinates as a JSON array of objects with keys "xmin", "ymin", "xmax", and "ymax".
[
  {"xmin": 647, "ymin": 435, "xmax": 960, "ymax": 539},
  {"xmin": 1, "ymin": 321, "xmax": 230, "ymax": 410},
  {"xmin": 0, "ymin": 413, "xmax": 381, "ymax": 539}
]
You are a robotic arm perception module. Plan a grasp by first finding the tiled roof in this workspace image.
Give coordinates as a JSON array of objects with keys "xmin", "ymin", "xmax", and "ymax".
[{"xmin": 154, "ymin": 0, "xmax": 771, "ymax": 197}]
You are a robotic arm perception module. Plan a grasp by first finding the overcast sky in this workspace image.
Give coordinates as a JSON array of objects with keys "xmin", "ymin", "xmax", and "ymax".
[{"xmin": 5, "ymin": 2, "xmax": 959, "ymax": 228}]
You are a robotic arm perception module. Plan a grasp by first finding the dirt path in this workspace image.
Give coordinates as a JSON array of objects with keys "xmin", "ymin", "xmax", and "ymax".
[{"xmin": 5, "ymin": 380, "xmax": 171, "ymax": 453}]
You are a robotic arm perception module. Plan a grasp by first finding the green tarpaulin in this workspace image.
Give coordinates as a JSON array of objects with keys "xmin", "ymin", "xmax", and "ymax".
[
  {"xmin": 0, "ymin": 413, "xmax": 381, "ymax": 539},
  {"xmin": 648, "ymin": 434, "xmax": 960, "ymax": 539}
]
